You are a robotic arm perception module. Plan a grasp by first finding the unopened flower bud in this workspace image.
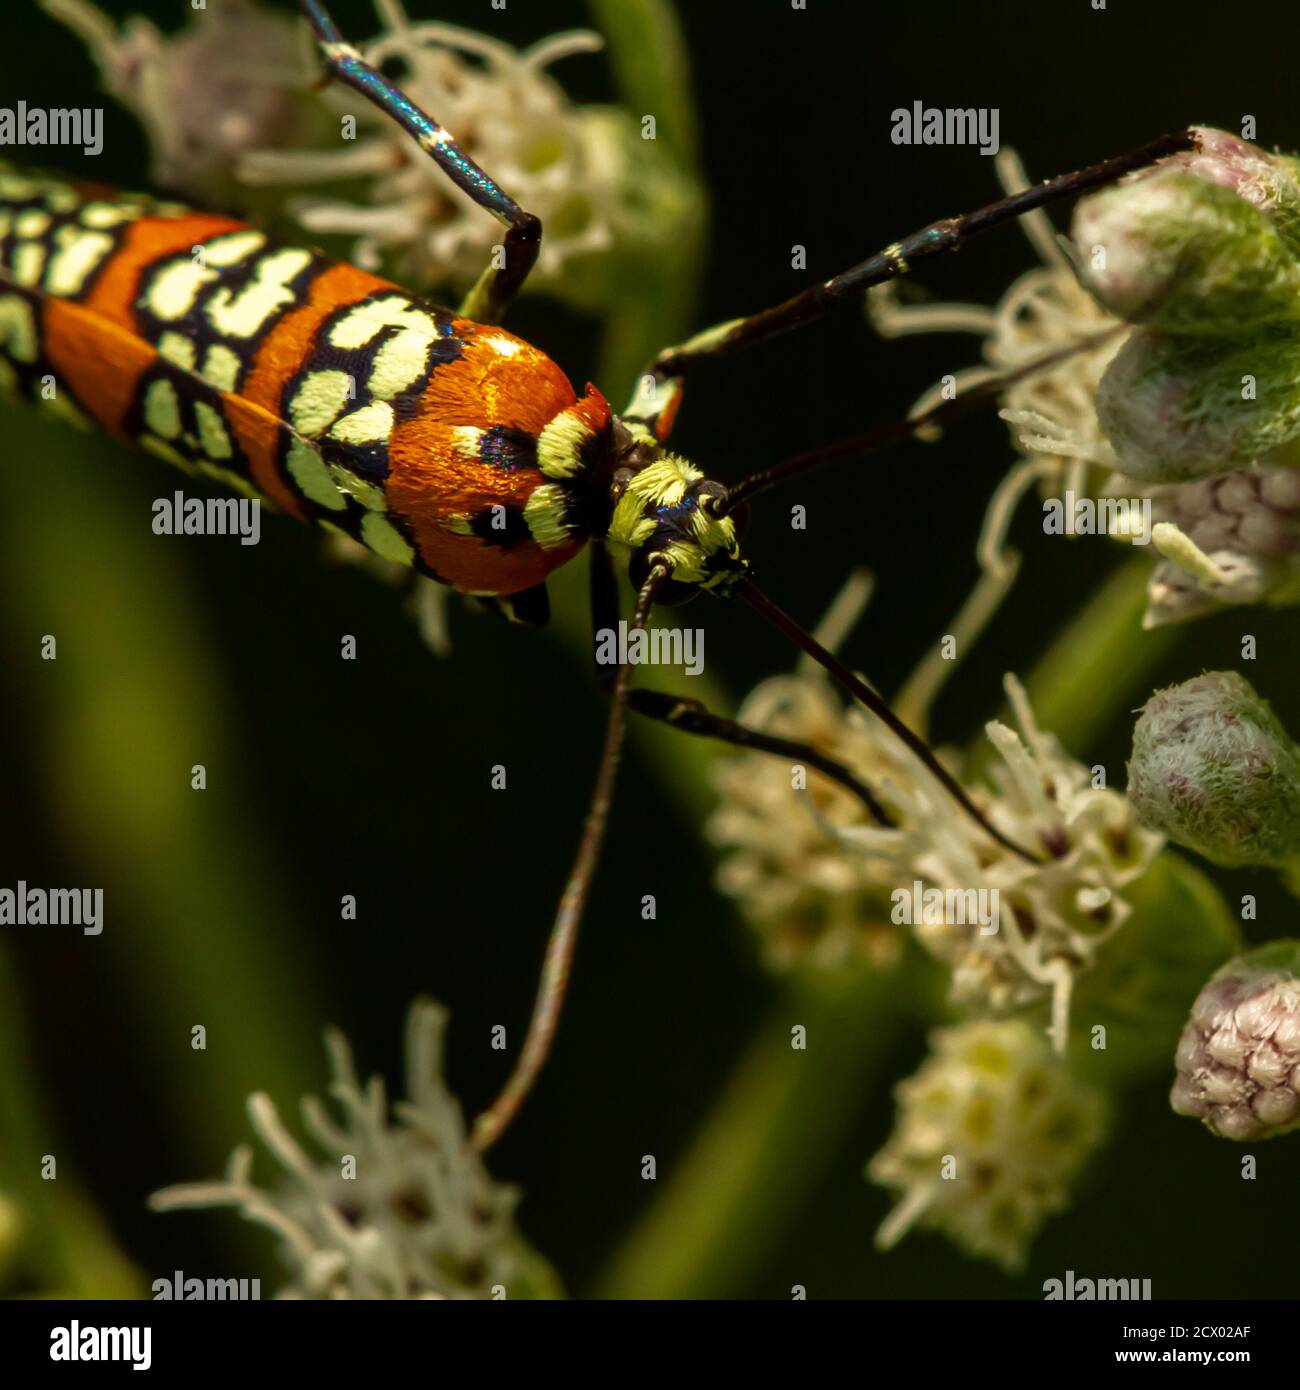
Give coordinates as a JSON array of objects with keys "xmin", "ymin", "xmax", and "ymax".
[
  {"xmin": 1074, "ymin": 171, "xmax": 1300, "ymax": 335},
  {"xmin": 1127, "ymin": 671, "xmax": 1300, "ymax": 868},
  {"xmin": 1096, "ymin": 324, "xmax": 1300, "ymax": 481},
  {"xmin": 1162, "ymin": 128, "xmax": 1300, "ymax": 253},
  {"xmin": 1151, "ymin": 465, "xmax": 1300, "ymax": 559},
  {"xmin": 1171, "ymin": 942, "xmax": 1300, "ymax": 1139}
]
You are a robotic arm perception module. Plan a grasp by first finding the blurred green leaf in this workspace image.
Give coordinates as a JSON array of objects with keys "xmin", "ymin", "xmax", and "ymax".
[
  {"xmin": 0, "ymin": 949, "xmax": 141, "ymax": 1297},
  {"xmin": 0, "ymin": 410, "xmax": 328, "ymax": 1280},
  {"xmin": 1069, "ymin": 851, "xmax": 1242, "ymax": 1089}
]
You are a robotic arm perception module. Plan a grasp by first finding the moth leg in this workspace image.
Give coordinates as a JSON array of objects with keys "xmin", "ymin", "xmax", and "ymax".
[{"xmin": 299, "ymin": 0, "xmax": 541, "ymax": 323}]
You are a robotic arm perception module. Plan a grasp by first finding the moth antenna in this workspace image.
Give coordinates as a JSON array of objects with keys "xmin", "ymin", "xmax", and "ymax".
[{"xmin": 739, "ymin": 582, "xmax": 1044, "ymax": 865}]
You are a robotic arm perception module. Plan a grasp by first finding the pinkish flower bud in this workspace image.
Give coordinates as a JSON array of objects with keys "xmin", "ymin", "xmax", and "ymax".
[
  {"xmin": 1171, "ymin": 943, "xmax": 1300, "ymax": 1139},
  {"xmin": 1163, "ymin": 127, "xmax": 1300, "ymax": 231}
]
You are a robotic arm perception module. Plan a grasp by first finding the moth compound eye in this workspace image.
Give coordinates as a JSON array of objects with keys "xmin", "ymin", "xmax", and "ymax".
[
  {"xmin": 609, "ymin": 467, "xmax": 636, "ymax": 503},
  {"xmin": 695, "ymin": 479, "xmax": 728, "ymax": 513}
]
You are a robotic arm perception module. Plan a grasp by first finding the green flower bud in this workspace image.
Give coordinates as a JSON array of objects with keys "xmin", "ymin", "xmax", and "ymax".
[
  {"xmin": 1075, "ymin": 171, "xmax": 1300, "ymax": 335},
  {"xmin": 1096, "ymin": 325, "xmax": 1300, "ymax": 481},
  {"xmin": 868, "ymin": 1020, "xmax": 1107, "ymax": 1273},
  {"xmin": 1171, "ymin": 942, "xmax": 1300, "ymax": 1140},
  {"xmin": 1074, "ymin": 126, "xmax": 1300, "ymax": 335},
  {"xmin": 1127, "ymin": 671, "xmax": 1300, "ymax": 868},
  {"xmin": 1078, "ymin": 129, "xmax": 1300, "ymax": 482},
  {"xmin": 1166, "ymin": 128, "xmax": 1300, "ymax": 255}
]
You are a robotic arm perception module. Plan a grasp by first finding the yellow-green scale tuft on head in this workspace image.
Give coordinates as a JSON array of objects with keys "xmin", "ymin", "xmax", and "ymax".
[{"xmin": 607, "ymin": 454, "xmax": 744, "ymax": 589}]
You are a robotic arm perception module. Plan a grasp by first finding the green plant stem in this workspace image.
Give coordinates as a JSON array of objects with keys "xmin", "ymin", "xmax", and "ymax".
[
  {"xmin": 1017, "ymin": 554, "xmax": 1184, "ymax": 757},
  {"xmin": 586, "ymin": 0, "xmax": 707, "ymax": 406},
  {"xmin": 596, "ymin": 962, "xmax": 903, "ymax": 1299},
  {"xmin": 584, "ymin": 0, "xmax": 699, "ymax": 166}
]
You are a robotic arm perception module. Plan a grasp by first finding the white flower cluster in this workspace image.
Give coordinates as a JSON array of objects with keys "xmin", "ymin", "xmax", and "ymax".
[
  {"xmin": 712, "ymin": 632, "xmax": 1161, "ymax": 1052},
  {"xmin": 870, "ymin": 1019, "xmax": 1107, "ymax": 1272},
  {"xmin": 238, "ymin": 0, "xmax": 634, "ymax": 298},
  {"xmin": 150, "ymin": 1000, "xmax": 556, "ymax": 1299},
  {"xmin": 42, "ymin": 0, "xmax": 310, "ymax": 196},
  {"xmin": 46, "ymin": 0, "xmax": 663, "ymax": 306}
]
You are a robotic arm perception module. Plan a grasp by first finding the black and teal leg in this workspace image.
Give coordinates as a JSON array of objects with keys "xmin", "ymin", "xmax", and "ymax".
[
  {"xmin": 298, "ymin": 0, "xmax": 541, "ymax": 323},
  {"xmin": 649, "ymin": 130, "xmax": 1194, "ymax": 381}
]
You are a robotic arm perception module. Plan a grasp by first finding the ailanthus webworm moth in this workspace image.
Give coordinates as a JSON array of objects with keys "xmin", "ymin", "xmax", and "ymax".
[{"xmin": 0, "ymin": 0, "xmax": 1198, "ymax": 1150}]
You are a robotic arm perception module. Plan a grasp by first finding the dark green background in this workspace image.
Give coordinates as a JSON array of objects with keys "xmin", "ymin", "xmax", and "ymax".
[{"xmin": 0, "ymin": 0, "xmax": 1296, "ymax": 1299}]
